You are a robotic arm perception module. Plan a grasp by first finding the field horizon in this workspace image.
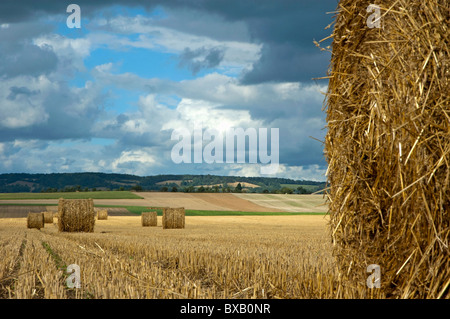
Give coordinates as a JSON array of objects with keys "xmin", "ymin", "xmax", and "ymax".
[{"xmin": 0, "ymin": 192, "xmax": 328, "ymax": 213}]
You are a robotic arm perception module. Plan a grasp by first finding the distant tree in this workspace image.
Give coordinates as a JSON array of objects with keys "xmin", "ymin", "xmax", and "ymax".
[
  {"xmin": 296, "ymin": 186, "xmax": 308, "ymax": 194},
  {"xmin": 119, "ymin": 186, "xmax": 125, "ymax": 191},
  {"xmin": 183, "ymin": 185, "xmax": 195, "ymax": 193},
  {"xmin": 131, "ymin": 185, "xmax": 143, "ymax": 192},
  {"xmin": 280, "ymin": 187, "xmax": 293, "ymax": 194},
  {"xmin": 234, "ymin": 183, "xmax": 242, "ymax": 193},
  {"xmin": 197, "ymin": 186, "xmax": 205, "ymax": 193},
  {"xmin": 262, "ymin": 189, "xmax": 269, "ymax": 193},
  {"xmin": 171, "ymin": 186, "xmax": 178, "ymax": 192},
  {"xmin": 160, "ymin": 186, "xmax": 168, "ymax": 192},
  {"xmin": 213, "ymin": 185, "xmax": 219, "ymax": 193}
]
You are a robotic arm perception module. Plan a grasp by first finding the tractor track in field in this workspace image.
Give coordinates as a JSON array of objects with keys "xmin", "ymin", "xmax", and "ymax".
[
  {"xmin": 0, "ymin": 236, "xmax": 27, "ymax": 298},
  {"xmin": 41, "ymin": 239, "xmax": 78, "ymax": 299}
]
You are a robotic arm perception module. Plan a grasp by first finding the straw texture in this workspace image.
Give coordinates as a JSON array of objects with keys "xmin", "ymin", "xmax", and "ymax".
[
  {"xmin": 141, "ymin": 211, "xmax": 157, "ymax": 227},
  {"xmin": 27, "ymin": 212, "xmax": 44, "ymax": 230},
  {"xmin": 324, "ymin": 0, "xmax": 449, "ymax": 298},
  {"xmin": 57, "ymin": 199, "xmax": 96, "ymax": 232},
  {"xmin": 97, "ymin": 209, "xmax": 108, "ymax": 220},
  {"xmin": 43, "ymin": 211, "xmax": 54, "ymax": 224},
  {"xmin": 162, "ymin": 207, "xmax": 185, "ymax": 229}
]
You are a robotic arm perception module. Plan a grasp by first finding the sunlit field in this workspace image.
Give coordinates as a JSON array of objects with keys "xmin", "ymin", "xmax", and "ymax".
[{"xmin": 0, "ymin": 215, "xmax": 384, "ymax": 299}]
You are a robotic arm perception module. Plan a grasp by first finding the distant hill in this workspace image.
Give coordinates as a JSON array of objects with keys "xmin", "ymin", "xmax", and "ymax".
[{"xmin": 0, "ymin": 172, "xmax": 326, "ymax": 194}]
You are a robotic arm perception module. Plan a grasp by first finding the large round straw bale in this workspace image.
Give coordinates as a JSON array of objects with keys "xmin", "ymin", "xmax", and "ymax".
[
  {"xmin": 141, "ymin": 211, "xmax": 157, "ymax": 227},
  {"xmin": 27, "ymin": 212, "xmax": 44, "ymax": 230},
  {"xmin": 162, "ymin": 207, "xmax": 185, "ymax": 229},
  {"xmin": 325, "ymin": 0, "xmax": 449, "ymax": 298},
  {"xmin": 43, "ymin": 211, "xmax": 54, "ymax": 224},
  {"xmin": 58, "ymin": 198, "xmax": 95, "ymax": 232},
  {"xmin": 97, "ymin": 209, "xmax": 108, "ymax": 220}
]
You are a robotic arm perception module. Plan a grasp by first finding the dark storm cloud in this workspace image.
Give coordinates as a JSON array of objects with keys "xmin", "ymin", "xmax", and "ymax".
[
  {"xmin": 0, "ymin": 81, "xmax": 107, "ymax": 142},
  {"xmin": 178, "ymin": 47, "xmax": 225, "ymax": 75},
  {"xmin": 0, "ymin": 0, "xmax": 337, "ymax": 83},
  {"xmin": 241, "ymin": 43, "xmax": 331, "ymax": 83},
  {"xmin": 164, "ymin": 0, "xmax": 338, "ymax": 83},
  {"xmin": 0, "ymin": 22, "xmax": 58, "ymax": 78},
  {"xmin": 0, "ymin": 43, "xmax": 58, "ymax": 78},
  {"xmin": 0, "ymin": 0, "xmax": 155, "ymax": 23}
]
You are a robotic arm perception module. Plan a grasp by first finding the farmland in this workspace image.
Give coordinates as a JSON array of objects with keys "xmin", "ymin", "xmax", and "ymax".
[
  {"xmin": 0, "ymin": 191, "xmax": 143, "ymax": 200},
  {"xmin": 0, "ymin": 214, "xmax": 380, "ymax": 299},
  {"xmin": 0, "ymin": 193, "xmax": 382, "ymax": 299},
  {"xmin": 0, "ymin": 192, "xmax": 327, "ymax": 213}
]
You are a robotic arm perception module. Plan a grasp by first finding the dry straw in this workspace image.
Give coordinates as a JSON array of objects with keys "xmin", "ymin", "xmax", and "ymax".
[
  {"xmin": 162, "ymin": 207, "xmax": 185, "ymax": 229},
  {"xmin": 324, "ymin": 0, "xmax": 449, "ymax": 298},
  {"xmin": 141, "ymin": 211, "xmax": 157, "ymax": 227},
  {"xmin": 43, "ymin": 212, "xmax": 54, "ymax": 224},
  {"xmin": 97, "ymin": 209, "xmax": 108, "ymax": 220},
  {"xmin": 27, "ymin": 212, "xmax": 44, "ymax": 230},
  {"xmin": 57, "ymin": 198, "xmax": 95, "ymax": 232}
]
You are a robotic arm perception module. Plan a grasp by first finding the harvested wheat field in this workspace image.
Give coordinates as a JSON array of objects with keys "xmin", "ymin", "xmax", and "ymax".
[
  {"xmin": 234, "ymin": 194, "xmax": 327, "ymax": 213},
  {"xmin": 0, "ymin": 193, "xmax": 327, "ymax": 213},
  {"xmin": 134, "ymin": 192, "xmax": 327, "ymax": 212},
  {"xmin": 0, "ymin": 214, "xmax": 386, "ymax": 299}
]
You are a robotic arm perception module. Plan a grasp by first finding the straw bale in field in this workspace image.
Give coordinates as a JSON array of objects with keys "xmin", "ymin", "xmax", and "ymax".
[
  {"xmin": 141, "ymin": 211, "xmax": 157, "ymax": 227},
  {"xmin": 324, "ymin": 0, "xmax": 449, "ymax": 298},
  {"xmin": 57, "ymin": 198, "xmax": 95, "ymax": 232},
  {"xmin": 27, "ymin": 212, "xmax": 44, "ymax": 230},
  {"xmin": 162, "ymin": 207, "xmax": 185, "ymax": 229},
  {"xmin": 43, "ymin": 211, "xmax": 54, "ymax": 224},
  {"xmin": 97, "ymin": 209, "xmax": 108, "ymax": 220}
]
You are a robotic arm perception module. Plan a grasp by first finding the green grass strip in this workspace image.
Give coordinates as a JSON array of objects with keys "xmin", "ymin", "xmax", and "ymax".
[{"xmin": 42, "ymin": 241, "xmax": 67, "ymax": 270}]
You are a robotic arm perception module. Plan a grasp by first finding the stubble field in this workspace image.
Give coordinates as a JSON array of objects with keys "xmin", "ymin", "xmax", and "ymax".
[{"xmin": 0, "ymin": 214, "xmax": 357, "ymax": 299}]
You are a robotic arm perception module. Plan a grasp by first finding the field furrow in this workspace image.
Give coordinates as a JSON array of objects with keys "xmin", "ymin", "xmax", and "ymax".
[{"xmin": 12, "ymin": 231, "xmax": 67, "ymax": 299}]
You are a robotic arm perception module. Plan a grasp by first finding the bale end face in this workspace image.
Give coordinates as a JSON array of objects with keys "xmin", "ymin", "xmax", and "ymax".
[
  {"xmin": 162, "ymin": 207, "xmax": 185, "ymax": 229},
  {"xmin": 27, "ymin": 212, "xmax": 44, "ymax": 230},
  {"xmin": 141, "ymin": 211, "xmax": 157, "ymax": 227},
  {"xmin": 43, "ymin": 211, "xmax": 54, "ymax": 224},
  {"xmin": 58, "ymin": 198, "xmax": 95, "ymax": 232},
  {"xmin": 97, "ymin": 209, "xmax": 108, "ymax": 220}
]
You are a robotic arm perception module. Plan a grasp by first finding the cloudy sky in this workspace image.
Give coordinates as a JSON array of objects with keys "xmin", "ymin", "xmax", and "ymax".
[{"xmin": 0, "ymin": 0, "xmax": 337, "ymax": 181}]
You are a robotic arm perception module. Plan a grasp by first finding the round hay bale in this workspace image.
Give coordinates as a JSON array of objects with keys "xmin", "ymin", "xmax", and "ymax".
[
  {"xmin": 162, "ymin": 207, "xmax": 185, "ymax": 229},
  {"xmin": 27, "ymin": 212, "xmax": 44, "ymax": 230},
  {"xmin": 58, "ymin": 198, "xmax": 95, "ymax": 232},
  {"xmin": 141, "ymin": 211, "xmax": 157, "ymax": 227},
  {"xmin": 97, "ymin": 209, "xmax": 108, "ymax": 220},
  {"xmin": 43, "ymin": 211, "xmax": 54, "ymax": 224},
  {"xmin": 324, "ymin": 0, "xmax": 449, "ymax": 298}
]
